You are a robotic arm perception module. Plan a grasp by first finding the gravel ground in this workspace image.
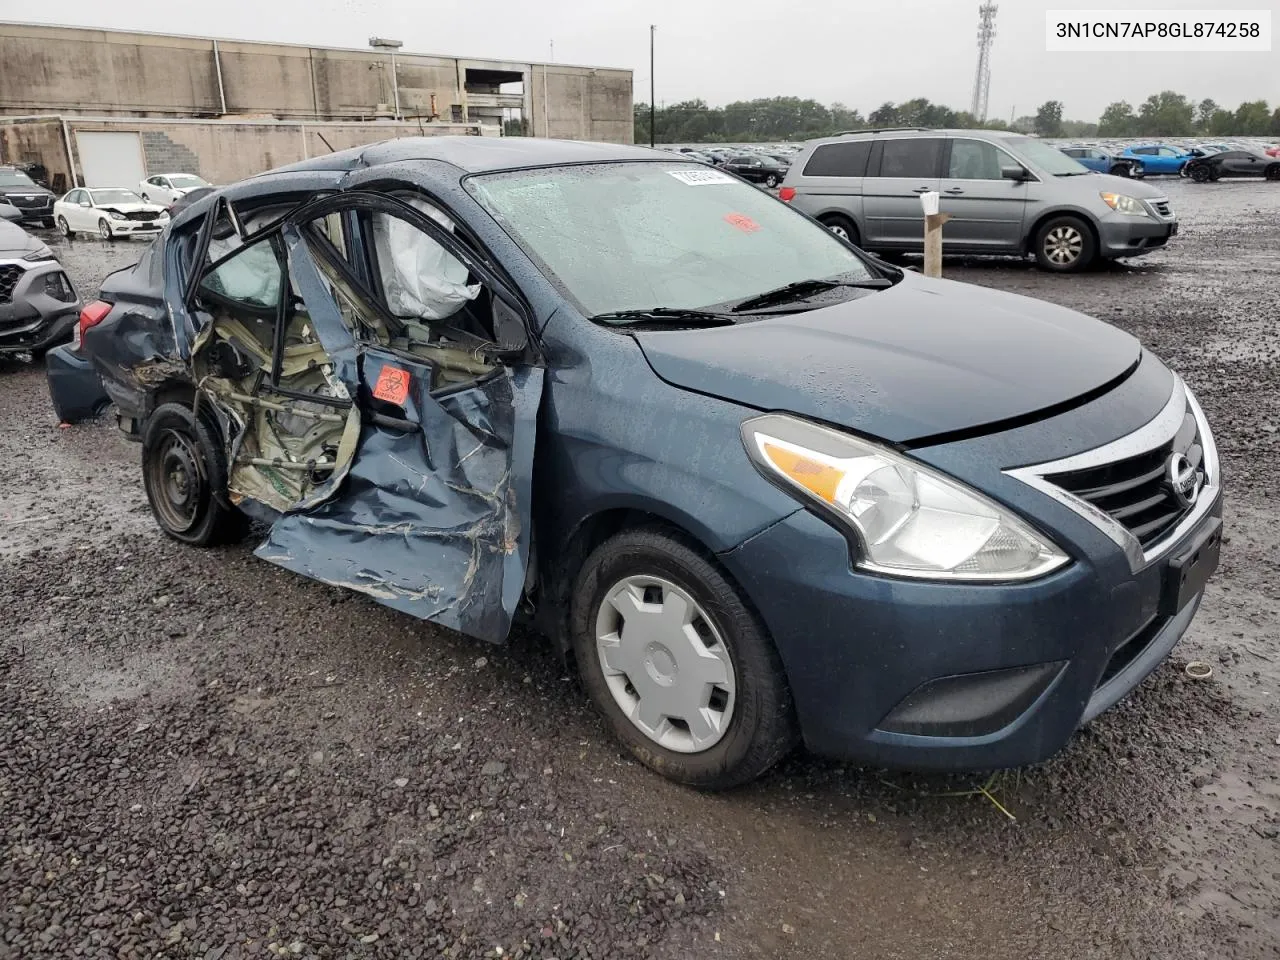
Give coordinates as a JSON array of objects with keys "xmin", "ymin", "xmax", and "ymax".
[{"xmin": 2, "ymin": 179, "xmax": 1278, "ymax": 959}]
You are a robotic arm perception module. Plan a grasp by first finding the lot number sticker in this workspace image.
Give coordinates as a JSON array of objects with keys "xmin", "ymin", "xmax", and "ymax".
[
  {"xmin": 372, "ymin": 365, "xmax": 412, "ymax": 406},
  {"xmin": 723, "ymin": 212, "xmax": 762, "ymax": 233},
  {"xmin": 667, "ymin": 169, "xmax": 735, "ymax": 186}
]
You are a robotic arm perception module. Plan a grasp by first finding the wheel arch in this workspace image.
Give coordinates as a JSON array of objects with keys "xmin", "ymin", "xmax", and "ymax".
[{"xmin": 1024, "ymin": 207, "xmax": 1101, "ymax": 256}]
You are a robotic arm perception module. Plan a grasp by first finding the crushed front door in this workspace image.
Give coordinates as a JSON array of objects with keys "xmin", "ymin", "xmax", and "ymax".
[{"xmin": 249, "ymin": 193, "xmax": 543, "ymax": 643}]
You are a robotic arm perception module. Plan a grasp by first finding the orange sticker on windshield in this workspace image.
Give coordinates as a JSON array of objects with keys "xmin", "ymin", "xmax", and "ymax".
[
  {"xmin": 372, "ymin": 365, "xmax": 411, "ymax": 406},
  {"xmin": 723, "ymin": 212, "xmax": 761, "ymax": 233}
]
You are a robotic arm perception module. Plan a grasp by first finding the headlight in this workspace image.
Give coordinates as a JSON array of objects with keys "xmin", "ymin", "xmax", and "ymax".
[
  {"xmin": 1100, "ymin": 192, "xmax": 1149, "ymax": 217},
  {"xmin": 742, "ymin": 414, "xmax": 1069, "ymax": 581},
  {"xmin": 109, "ymin": 211, "xmax": 126, "ymax": 221}
]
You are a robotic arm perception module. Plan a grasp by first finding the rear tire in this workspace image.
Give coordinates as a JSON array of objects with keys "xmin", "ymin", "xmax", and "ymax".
[
  {"xmin": 570, "ymin": 527, "xmax": 798, "ymax": 790},
  {"xmin": 819, "ymin": 213, "xmax": 861, "ymax": 247},
  {"xmin": 764, "ymin": 174, "xmax": 779, "ymax": 188},
  {"xmin": 141, "ymin": 402, "xmax": 247, "ymax": 547},
  {"xmin": 1034, "ymin": 215, "xmax": 1096, "ymax": 273}
]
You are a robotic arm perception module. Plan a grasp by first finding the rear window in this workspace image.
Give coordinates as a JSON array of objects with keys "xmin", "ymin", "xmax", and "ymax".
[
  {"xmin": 802, "ymin": 141, "xmax": 871, "ymax": 178},
  {"xmin": 876, "ymin": 139, "xmax": 943, "ymax": 179}
]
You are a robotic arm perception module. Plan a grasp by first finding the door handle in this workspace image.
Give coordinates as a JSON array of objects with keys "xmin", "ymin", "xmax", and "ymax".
[
  {"xmin": 911, "ymin": 186, "xmax": 931, "ymax": 194},
  {"xmin": 944, "ymin": 187, "xmax": 965, "ymax": 195}
]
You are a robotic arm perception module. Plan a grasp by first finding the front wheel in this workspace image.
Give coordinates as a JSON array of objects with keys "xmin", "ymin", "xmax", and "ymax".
[
  {"xmin": 97, "ymin": 218, "xmax": 115, "ymax": 241},
  {"xmin": 1266, "ymin": 164, "xmax": 1280, "ymax": 182},
  {"xmin": 1034, "ymin": 215, "xmax": 1096, "ymax": 273},
  {"xmin": 764, "ymin": 174, "xmax": 779, "ymax": 188},
  {"xmin": 1109, "ymin": 164, "xmax": 1131, "ymax": 178},
  {"xmin": 1190, "ymin": 165, "xmax": 1212, "ymax": 183},
  {"xmin": 56, "ymin": 216, "xmax": 74, "ymax": 239},
  {"xmin": 570, "ymin": 528, "xmax": 798, "ymax": 790},
  {"xmin": 141, "ymin": 402, "xmax": 247, "ymax": 547}
]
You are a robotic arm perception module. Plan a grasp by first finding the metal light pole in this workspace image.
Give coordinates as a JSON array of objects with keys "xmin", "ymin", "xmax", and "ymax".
[
  {"xmin": 649, "ymin": 25, "xmax": 656, "ymax": 148},
  {"xmin": 369, "ymin": 36, "xmax": 404, "ymax": 120}
]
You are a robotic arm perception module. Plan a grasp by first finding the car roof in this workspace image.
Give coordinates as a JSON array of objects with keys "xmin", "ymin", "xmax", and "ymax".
[
  {"xmin": 264, "ymin": 136, "xmax": 672, "ymax": 179},
  {"xmin": 800, "ymin": 128, "xmax": 1025, "ymax": 149}
]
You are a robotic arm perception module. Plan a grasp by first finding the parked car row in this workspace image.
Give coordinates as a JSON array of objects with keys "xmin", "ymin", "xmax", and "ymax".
[
  {"xmin": 1056, "ymin": 141, "xmax": 1280, "ymax": 183},
  {"xmin": 41, "ymin": 136, "xmax": 1221, "ymax": 791},
  {"xmin": 665, "ymin": 145, "xmax": 798, "ymax": 188}
]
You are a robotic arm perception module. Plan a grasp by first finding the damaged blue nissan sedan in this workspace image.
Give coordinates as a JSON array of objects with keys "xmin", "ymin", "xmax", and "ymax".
[{"xmin": 59, "ymin": 137, "xmax": 1222, "ymax": 789}]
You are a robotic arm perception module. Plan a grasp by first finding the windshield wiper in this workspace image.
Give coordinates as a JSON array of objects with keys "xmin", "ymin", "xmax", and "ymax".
[
  {"xmin": 729, "ymin": 277, "xmax": 891, "ymax": 313},
  {"xmin": 590, "ymin": 307, "xmax": 737, "ymax": 328}
]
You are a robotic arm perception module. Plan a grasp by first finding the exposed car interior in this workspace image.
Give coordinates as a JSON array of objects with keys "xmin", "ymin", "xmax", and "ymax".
[{"xmin": 187, "ymin": 191, "xmax": 517, "ymax": 515}]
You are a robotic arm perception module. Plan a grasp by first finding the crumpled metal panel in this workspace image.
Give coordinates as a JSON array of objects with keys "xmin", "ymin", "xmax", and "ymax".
[{"xmin": 254, "ymin": 344, "xmax": 542, "ymax": 644}]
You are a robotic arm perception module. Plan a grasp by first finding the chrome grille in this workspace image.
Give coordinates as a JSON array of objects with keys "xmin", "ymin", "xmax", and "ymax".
[
  {"xmin": 0, "ymin": 265, "xmax": 22, "ymax": 303},
  {"xmin": 8, "ymin": 194, "xmax": 51, "ymax": 210},
  {"xmin": 1045, "ymin": 407, "xmax": 1202, "ymax": 550}
]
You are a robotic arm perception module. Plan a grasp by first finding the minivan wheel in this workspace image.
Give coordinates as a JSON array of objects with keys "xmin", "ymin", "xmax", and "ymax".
[
  {"xmin": 819, "ymin": 214, "xmax": 861, "ymax": 247},
  {"xmin": 1034, "ymin": 216, "xmax": 1096, "ymax": 272},
  {"xmin": 142, "ymin": 402, "xmax": 247, "ymax": 547},
  {"xmin": 570, "ymin": 527, "xmax": 798, "ymax": 790}
]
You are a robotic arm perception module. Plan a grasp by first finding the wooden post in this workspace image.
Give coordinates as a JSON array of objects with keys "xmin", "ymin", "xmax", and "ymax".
[{"xmin": 923, "ymin": 212, "xmax": 952, "ymax": 278}]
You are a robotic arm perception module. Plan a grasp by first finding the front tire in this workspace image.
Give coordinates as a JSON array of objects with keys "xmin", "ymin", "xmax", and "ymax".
[
  {"xmin": 56, "ymin": 216, "xmax": 74, "ymax": 239},
  {"xmin": 765, "ymin": 174, "xmax": 779, "ymax": 188},
  {"xmin": 141, "ymin": 402, "xmax": 247, "ymax": 547},
  {"xmin": 1109, "ymin": 164, "xmax": 1131, "ymax": 178},
  {"xmin": 1190, "ymin": 165, "xmax": 1212, "ymax": 183},
  {"xmin": 98, "ymin": 218, "xmax": 115, "ymax": 242},
  {"xmin": 570, "ymin": 527, "xmax": 798, "ymax": 790},
  {"xmin": 1266, "ymin": 164, "xmax": 1280, "ymax": 182},
  {"xmin": 1034, "ymin": 215, "xmax": 1096, "ymax": 273}
]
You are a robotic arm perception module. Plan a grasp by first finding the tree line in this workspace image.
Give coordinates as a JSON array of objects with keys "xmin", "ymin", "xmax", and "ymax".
[{"xmin": 635, "ymin": 92, "xmax": 1280, "ymax": 143}]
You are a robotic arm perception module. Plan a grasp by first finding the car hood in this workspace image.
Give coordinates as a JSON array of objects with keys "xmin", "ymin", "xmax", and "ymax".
[
  {"xmin": 1079, "ymin": 172, "xmax": 1168, "ymax": 197},
  {"xmin": 97, "ymin": 202, "xmax": 168, "ymax": 214},
  {"xmin": 634, "ymin": 274, "xmax": 1141, "ymax": 444},
  {"xmin": 0, "ymin": 219, "xmax": 49, "ymax": 258},
  {"xmin": 0, "ymin": 184, "xmax": 53, "ymax": 198}
]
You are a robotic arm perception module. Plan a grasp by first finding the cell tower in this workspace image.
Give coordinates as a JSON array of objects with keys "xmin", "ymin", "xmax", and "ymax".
[{"xmin": 970, "ymin": 3, "xmax": 998, "ymax": 123}]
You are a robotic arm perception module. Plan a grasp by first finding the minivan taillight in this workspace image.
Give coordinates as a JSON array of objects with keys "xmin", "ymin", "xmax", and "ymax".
[
  {"xmin": 73, "ymin": 300, "xmax": 112, "ymax": 351},
  {"xmin": 778, "ymin": 186, "xmax": 796, "ymax": 202}
]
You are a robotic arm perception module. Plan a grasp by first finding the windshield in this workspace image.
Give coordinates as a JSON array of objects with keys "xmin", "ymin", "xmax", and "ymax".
[
  {"xmin": 0, "ymin": 170, "xmax": 37, "ymax": 188},
  {"xmin": 1004, "ymin": 137, "xmax": 1091, "ymax": 176},
  {"xmin": 468, "ymin": 162, "xmax": 876, "ymax": 317},
  {"xmin": 91, "ymin": 189, "xmax": 145, "ymax": 205},
  {"xmin": 170, "ymin": 175, "xmax": 209, "ymax": 188}
]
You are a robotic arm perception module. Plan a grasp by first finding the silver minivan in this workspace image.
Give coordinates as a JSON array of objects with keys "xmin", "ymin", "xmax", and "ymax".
[{"xmin": 779, "ymin": 129, "xmax": 1179, "ymax": 272}]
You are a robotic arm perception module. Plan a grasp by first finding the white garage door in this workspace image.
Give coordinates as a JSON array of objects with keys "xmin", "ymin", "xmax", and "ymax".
[{"xmin": 76, "ymin": 131, "xmax": 146, "ymax": 188}]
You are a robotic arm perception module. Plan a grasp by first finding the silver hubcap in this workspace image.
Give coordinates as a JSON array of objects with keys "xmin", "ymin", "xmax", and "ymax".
[
  {"xmin": 1044, "ymin": 226, "xmax": 1083, "ymax": 265},
  {"xmin": 828, "ymin": 224, "xmax": 849, "ymax": 240},
  {"xmin": 99, "ymin": 221, "xmax": 110, "ymax": 239},
  {"xmin": 595, "ymin": 576, "xmax": 736, "ymax": 754}
]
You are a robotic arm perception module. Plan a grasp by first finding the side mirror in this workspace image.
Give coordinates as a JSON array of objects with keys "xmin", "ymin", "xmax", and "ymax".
[
  {"xmin": 491, "ymin": 296, "xmax": 529, "ymax": 354},
  {"xmin": 1001, "ymin": 164, "xmax": 1030, "ymax": 182},
  {"xmin": 0, "ymin": 203, "xmax": 21, "ymax": 221}
]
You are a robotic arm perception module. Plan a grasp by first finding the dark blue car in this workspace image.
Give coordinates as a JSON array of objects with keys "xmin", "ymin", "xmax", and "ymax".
[
  {"xmin": 52, "ymin": 138, "xmax": 1222, "ymax": 789},
  {"xmin": 1058, "ymin": 146, "xmax": 1144, "ymax": 178}
]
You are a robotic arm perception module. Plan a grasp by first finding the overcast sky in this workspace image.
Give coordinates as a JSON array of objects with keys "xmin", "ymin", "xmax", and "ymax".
[{"xmin": 13, "ymin": 0, "xmax": 1278, "ymax": 121}]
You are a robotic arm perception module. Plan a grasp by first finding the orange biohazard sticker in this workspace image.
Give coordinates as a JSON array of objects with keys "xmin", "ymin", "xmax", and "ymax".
[
  {"xmin": 372, "ymin": 365, "xmax": 411, "ymax": 405},
  {"xmin": 723, "ymin": 212, "xmax": 761, "ymax": 233}
]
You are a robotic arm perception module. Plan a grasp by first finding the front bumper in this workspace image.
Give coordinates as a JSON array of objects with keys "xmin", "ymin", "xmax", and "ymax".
[
  {"xmin": 107, "ymin": 220, "xmax": 166, "ymax": 236},
  {"xmin": 723, "ymin": 492, "xmax": 1221, "ymax": 771},
  {"xmin": 1098, "ymin": 214, "xmax": 1178, "ymax": 257},
  {"xmin": 0, "ymin": 260, "xmax": 80, "ymax": 353}
]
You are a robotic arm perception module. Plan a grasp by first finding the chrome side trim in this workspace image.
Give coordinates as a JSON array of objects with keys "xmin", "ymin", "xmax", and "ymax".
[{"xmin": 1004, "ymin": 375, "xmax": 1220, "ymax": 572}]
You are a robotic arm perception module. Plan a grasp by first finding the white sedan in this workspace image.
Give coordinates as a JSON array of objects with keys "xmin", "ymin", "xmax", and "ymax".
[
  {"xmin": 137, "ymin": 173, "xmax": 212, "ymax": 206},
  {"xmin": 54, "ymin": 188, "xmax": 170, "ymax": 241}
]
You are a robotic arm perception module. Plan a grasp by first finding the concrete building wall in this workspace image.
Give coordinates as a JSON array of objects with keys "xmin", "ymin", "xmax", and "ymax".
[
  {"xmin": 0, "ymin": 117, "xmax": 488, "ymax": 190},
  {"xmin": 0, "ymin": 23, "xmax": 633, "ymax": 142}
]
